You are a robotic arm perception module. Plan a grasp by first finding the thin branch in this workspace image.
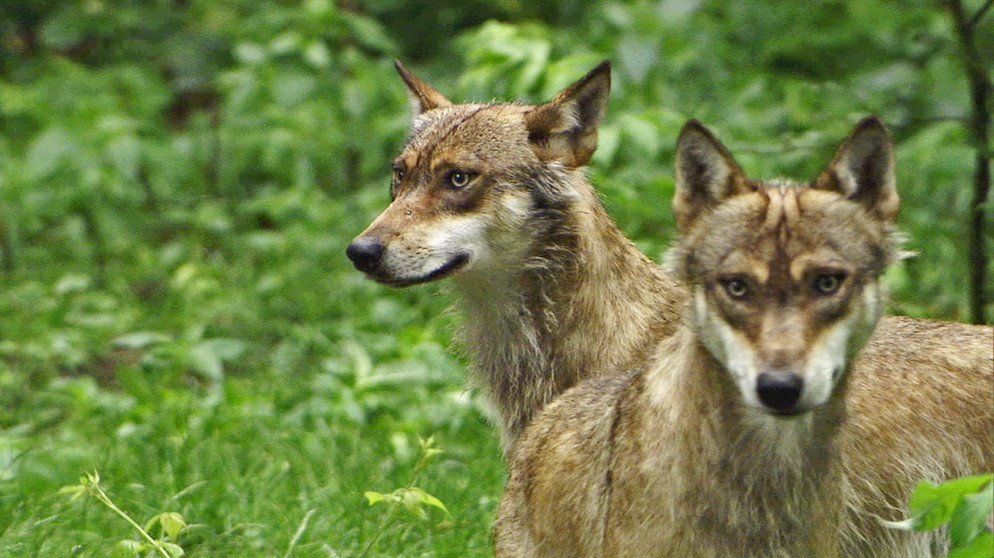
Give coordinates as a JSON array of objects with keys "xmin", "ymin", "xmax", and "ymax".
[
  {"xmin": 283, "ymin": 509, "xmax": 317, "ymax": 558},
  {"xmin": 82, "ymin": 473, "xmax": 173, "ymax": 558},
  {"xmin": 968, "ymin": 0, "xmax": 993, "ymax": 27}
]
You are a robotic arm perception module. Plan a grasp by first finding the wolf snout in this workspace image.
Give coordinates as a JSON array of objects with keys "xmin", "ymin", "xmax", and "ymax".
[
  {"xmin": 756, "ymin": 371, "xmax": 804, "ymax": 414},
  {"xmin": 346, "ymin": 236, "xmax": 386, "ymax": 273}
]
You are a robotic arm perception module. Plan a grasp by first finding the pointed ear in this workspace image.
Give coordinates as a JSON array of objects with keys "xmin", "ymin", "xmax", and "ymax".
[
  {"xmin": 813, "ymin": 116, "xmax": 899, "ymax": 221},
  {"xmin": 523, "ymin": 60, "xmax": 611, "ymax": 168},
  {"xmin": 395, "ymin": 60, "xmax": 452, "ymax": 116},
  {"xmin": 672, "ymin": 120, "xmax": 753, "ymax": 233}
]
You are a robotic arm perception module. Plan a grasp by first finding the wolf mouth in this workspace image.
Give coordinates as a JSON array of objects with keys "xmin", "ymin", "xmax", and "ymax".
[
  {"xmin": 768, "ymin": 408, "xmax": 806, "ymax": 418},
  {"xmin": 375, "ymin": 253, "xmax": 470, "ymax": 288}
]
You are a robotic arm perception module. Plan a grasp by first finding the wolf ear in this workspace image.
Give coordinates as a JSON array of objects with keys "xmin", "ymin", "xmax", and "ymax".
[
  {"xmin": 524, "ymin": 60, "xmax": 611, "ymax": 168},
  {"xmin": 672, "ymin": 120, "xmax": 753, "ymax": 233},
  {"xmin": 395, "ymin": 60, "xmax": 453, "ymax": 116},
  {"xmin": 813, "ymin": 116, "xmax": 899, "ymax": 221}
]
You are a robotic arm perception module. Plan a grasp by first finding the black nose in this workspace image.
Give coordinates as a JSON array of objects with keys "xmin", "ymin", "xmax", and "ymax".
[
  {"xmin": 756, "ymin": 372, "xmax": 803, "ymax": 412},
  {"xmin": 346, "ymin": 237, "xmax": 385, "ymax": 273}
]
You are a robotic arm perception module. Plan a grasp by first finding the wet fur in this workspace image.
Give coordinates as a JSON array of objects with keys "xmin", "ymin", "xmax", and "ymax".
[
  {"xmin": 494, "ymin": 119, "xmax": 994, "ymax": 557},
  {"xmin": 349, "ymin": 62, "xmax": 684, "ymax": 452},
  {"xmin": 348, "ymin": 65, "xmax": 994, "ymax": 554}
]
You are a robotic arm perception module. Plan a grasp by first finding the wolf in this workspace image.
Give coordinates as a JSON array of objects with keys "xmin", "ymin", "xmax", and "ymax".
[
  {"xmin": 346, "ymin": 61, "xmax": 685, "ymax": 451},
  {"xmin": 493, "ymin": 117, "xmax": 990, "ymax": 557},
  {"xmin": 346, "ymin": 63, "xmax": 994, "ymax": 553}
]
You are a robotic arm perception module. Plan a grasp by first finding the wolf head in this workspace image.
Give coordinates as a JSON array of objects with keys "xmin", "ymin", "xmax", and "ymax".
[
  {"xmin": 668, "ymin": 117, "xmax": 901, "ymax": 416},
  {"xmin": 346, "ymin": 61, "xmax": 611, "ymax": 287}
]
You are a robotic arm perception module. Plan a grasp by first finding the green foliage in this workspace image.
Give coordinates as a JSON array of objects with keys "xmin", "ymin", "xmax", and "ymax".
[
  {"xmin": 0, "ymin": 0, "xmax": 990, "ymax": 555},
  {"xmin": 60, "ymin": 471, "xmax": 187, "ymax": 557},
  {"xmin": 365, "ymin": 437, "xmax": 451, "ymax": 521},
  {"xmin": 362, "ymin": 437, "xmax": 454, "ymax": 556},
  {"xmin": 883, "ymin": 474, "xmax": 994, "ymax": 557}
]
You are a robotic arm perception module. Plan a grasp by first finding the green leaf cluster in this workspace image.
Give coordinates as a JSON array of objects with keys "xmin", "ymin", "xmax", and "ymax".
[
  {"xmin": 365, "ymin": 487, "xmax": 451, "ymax": 520},
  {"xmin": 60, "ymin": 471, "xmax": 188, "ymax": 557},
  {"xmin": 883, "ymin": 474, "xmax": 994, "ymax": 557}
]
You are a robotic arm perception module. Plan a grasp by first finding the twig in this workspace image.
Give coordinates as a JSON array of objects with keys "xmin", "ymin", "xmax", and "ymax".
[
  {"xmin": 81, "ymin": 473, "xmax": 172, "ymax": 558},
  {"xmin": 283, "ymin": 508, "xmax": 317, "ymax": 558},
  {"xmin": 968, "ymin": 0, "xmax": 993, "ymax": 27}
]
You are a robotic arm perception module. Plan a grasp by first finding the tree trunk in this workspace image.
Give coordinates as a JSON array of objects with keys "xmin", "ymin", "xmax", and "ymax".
[{"xmin": 943, "ymin": 0, "xmax": 992, "ymax": 324}]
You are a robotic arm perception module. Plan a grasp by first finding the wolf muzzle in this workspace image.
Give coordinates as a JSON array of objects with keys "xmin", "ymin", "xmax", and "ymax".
[
  {"xmin": 346, "ymin": 237, "xmax": 385, "ymax": 274},
  {"xmin": 756, "ymin": 371, "xmax": 803, "ymax": 414}
]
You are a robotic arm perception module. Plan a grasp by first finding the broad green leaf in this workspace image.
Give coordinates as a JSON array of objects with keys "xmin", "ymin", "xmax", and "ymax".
[
  {"xmin": 268, "ymin": 72, "xmax": 316, "ymax": 109},
  {"xmin": 364, "ymin": 491, "xmax": 386, "ymax": 506},
  {"xmin": 113, "ymin": 332, "xmax": 173, "ymax": 349},
  {"xmin": 58, "ymin": 483, "xmax": 88, "ymax": 503},
  {"xmin": 197, "ymin": 338, "xmax": 248, "ymax": 361},
  {"xmin": 161, "ymin": 541, "xmax": 186, "ymax": 557},
  {"xmin": 421, "ymin": 448, "xmax": 444, "ymax": 461},
  {"xmin": 340, "ymin": 12, "xmax": 397, "ymax": 54},
  {"xmin": 269, "ymin": 32, "xmax": 302, "ymax": 55},
  {"xmin": 189, "ymin": 338, "xmax": 247, "ymax": 380},
  {"xmin": 111, "ymin": 539, "xmax": 144, "ymax": 558},
  {"xmin": 593, "ymin": 124, "xmax": 621, "ymax": 165},
  {"xmin": 304, "ymin": 41, "xmax": 331, "ymax": 68},
  {"xmin": 399, "ymin": 487, "xmax": 426, "ymax": 518},
  {"xmin": 618, "ymin": 36, "xmax": 659, "ymax": 83},
  {"xmin": 886, "ymin": 474, "xmax": 994, "ymax": 534},
  {"xmin": 0, "ymin": 82, "xmax": 32, "ymax": 115},
  {"xmin": 53, "ymin": 273, "xmax": 91, "ymax": 295},
  {"xmin": 189, "ymin": 344, "xmax": 223, "ymax": 380},
  {"xmin": 39, "ymin": 8, "xmax": 86, "ymax": 50},
  {"xmin": 618, "ymin": 114, "xmax": 661, "ymax": 157},
  {"xmin": 905, "ymin": 480, "xmax": 954, "ymax": 531},
  {"xmin": 412, "ymin": 487, "xmax": 451, "ymax": 518},
  {"xmin": 106, "ymin": 134, "xmax": 141, "ymax": 179},
  {"xmin": 26, "ymin": 127, "xmax": 73, "ymax": 180},
  {"xmin": 949, "ymin": 480, "xmax": 994, "ymax": 549},
  {"xmin": 947, "ymin": 531, "xmax": 994, "ymax": 558},
  {"xmin": 906, "ymin": 475, "xmax": 994, "ymax": 531},
  {"xmin": 234, "ymin": 42, "xmax": 266, "ymax": 65},
  {"xmin": 145, "ymin": 512, "xmax": 187, "ymax": 541}
]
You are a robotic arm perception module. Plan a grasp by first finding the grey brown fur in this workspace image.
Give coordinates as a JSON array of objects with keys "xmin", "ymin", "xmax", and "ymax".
[
  {"xmin": 348, "ymin": 62, "xmax": 684, "ymax": 451},
  {"xmin": 347, "ymin": 64, "xmax": 994, "ymax": 554},
  {"xmin": 495, "ymin": 118, "xmax": 994, "ymax": 557}
]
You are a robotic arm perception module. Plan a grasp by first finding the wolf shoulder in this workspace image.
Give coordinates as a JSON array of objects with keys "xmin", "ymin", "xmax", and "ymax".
[
  {"xmin": 496, "ymin": 368, "xmax": 641, "ymax": 557},
  {"xmin": 861, "ymin": 315, "xmax": 993, "ymax": 376}
]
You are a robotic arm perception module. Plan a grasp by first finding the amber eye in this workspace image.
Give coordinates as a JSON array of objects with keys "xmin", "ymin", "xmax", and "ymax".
[
  {"xmin": 813, "ymin": 273, "xmax": 845, "ymax": 295},
  {"xmin": 447, "ymin": 170, "xmax": 473, "ymax": 189},
  {"xmin": 721, "ymin": 278, "xmax": 749, "ymax": 299},
  {"xmin": 392, "ymin": 166, "xmax": 405, "ymax": 183}
]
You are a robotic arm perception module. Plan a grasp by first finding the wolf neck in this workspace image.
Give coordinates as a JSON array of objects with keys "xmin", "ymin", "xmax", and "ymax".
[
  {"xmin": 640, "ymin": 327, "xmax": 842, "ymax": 553},
  {"xmin": 453, "ymin": 173, "xmax": 684, "ymax": 452}
]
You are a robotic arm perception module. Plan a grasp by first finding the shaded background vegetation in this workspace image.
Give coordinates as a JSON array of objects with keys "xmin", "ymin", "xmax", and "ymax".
[{"xmin": 0, "ymin": 0, "xmax": 991, "ymax": 555}]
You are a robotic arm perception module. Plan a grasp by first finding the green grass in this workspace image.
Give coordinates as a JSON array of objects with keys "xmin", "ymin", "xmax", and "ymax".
[
  {"xmin": 0, "ymin": 324, "xmax": 504, "ymax": 557},
  {"xmin": 0, "ymin": 181, "xmax": 504, "ymax": 556}
]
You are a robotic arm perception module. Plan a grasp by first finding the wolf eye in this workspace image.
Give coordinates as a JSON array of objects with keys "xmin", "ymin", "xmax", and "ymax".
[
  {"xmin": 447, "ymin": 170, "xmax": 474, "ymax": 189},
  {"xmin": 813, "ymin": 273, "xmax": 845, "ymax": 295},
  {"xmin": 392, "ymin": 166, "xmax": 405, "ymax": 183},
  {"xmin": 721, "ymin": 278, "xmax": 749, "ymax": 299}
]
